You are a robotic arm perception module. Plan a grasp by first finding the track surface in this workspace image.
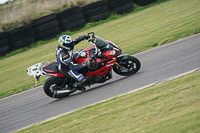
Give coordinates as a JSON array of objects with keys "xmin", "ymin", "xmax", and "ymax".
[{"xmin": 0, "ymin": 34, "xmax": 200, "ymax": 133}]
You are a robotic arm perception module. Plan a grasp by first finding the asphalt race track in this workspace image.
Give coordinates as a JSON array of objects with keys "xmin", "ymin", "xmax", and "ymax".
[{"xmin": 0, "ymin": 33, "xmax": 200, "ymax": 133}]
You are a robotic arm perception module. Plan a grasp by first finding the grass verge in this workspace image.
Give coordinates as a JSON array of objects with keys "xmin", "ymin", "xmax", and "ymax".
[
  {"xmin": 15, "ymin": 70, "xmax": 200, "ymax": 133},
  {"xmin": 0, "ymin": 0, "xmax": 200, "ymax": 98}
]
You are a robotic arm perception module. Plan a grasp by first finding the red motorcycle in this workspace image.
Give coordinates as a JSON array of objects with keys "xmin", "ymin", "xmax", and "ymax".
[{"xmin": 27, "ymin": 33, "xmax": 141, "ymax": 98}]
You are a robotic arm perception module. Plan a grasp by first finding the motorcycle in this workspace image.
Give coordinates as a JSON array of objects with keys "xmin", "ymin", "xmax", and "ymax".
[{"xmin": 27, "ymin": 32, "xmax": 141, "ymax": 98}]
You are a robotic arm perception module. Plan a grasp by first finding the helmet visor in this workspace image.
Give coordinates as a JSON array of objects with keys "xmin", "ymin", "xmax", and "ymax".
[{"xmin": 63, "ymin": 41, "xmax": 74, "ymax": 50}]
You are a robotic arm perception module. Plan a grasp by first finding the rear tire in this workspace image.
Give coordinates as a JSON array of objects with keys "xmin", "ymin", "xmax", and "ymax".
[
  {"xmin": 43, "ymin": 77, "xmax": 72, "ymax": 98},
  {"xmin": 113, "ymin": 55, "xmax": 141, "ymax": 76}
]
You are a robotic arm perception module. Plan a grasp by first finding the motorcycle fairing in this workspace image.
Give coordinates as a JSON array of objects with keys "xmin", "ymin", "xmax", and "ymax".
[
  {"xmin": 76, "ymin": 47, "xmax": 120, "ymax": 63},
  {"xmin": 74, "ymin": 40, "xmax": 121, "ymax": 77},
  {"xmin": 85, "ymin": 59, "xmax": 117, "ymax": 77}
]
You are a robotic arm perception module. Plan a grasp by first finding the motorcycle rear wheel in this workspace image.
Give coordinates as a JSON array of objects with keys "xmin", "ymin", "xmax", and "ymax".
[
  {"xmin": 113, "ymin": 55, "xmax": 141, "ymax": 76},
  {"xmin": 43, "ymin": 77, "xmax": 72, "ymax": 98}
]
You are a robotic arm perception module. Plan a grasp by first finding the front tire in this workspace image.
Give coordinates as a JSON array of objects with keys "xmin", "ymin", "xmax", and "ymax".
[
  {"xmin": 43, "ymin": 77, "xmax": 71, "ymax": 98},
  {"xmin": 113, "ymin": 55, "xmax": 141, "ymax": 76}
]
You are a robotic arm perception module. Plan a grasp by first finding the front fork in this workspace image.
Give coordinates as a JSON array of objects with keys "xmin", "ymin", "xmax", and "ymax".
[
  {"xmin": 115, "ymin": 62, "xmax": 121, "ymax": 67},
  {"xmin": 114, "ymin": 61, "xmax": 126, "ymax": 70}
]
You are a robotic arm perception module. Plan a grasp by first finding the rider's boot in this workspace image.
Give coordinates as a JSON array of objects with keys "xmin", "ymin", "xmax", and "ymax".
[{"xmin": 73, "ymin": 78, "xmax": 88, "ymax": 92}]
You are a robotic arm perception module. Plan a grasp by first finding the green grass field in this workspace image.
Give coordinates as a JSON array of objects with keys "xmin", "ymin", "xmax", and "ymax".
[
  {"xmin": 15, "ymin": 70, "xmax": 200, "ymax": 133},
  {"xmin": 0, "ymin": 0, "xmax": 200, "ymax": 98}
]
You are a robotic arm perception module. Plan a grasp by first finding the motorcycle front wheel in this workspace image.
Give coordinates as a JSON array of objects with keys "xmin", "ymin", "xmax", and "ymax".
[
  {"xmin": 43, "ymin": 77, "xmax": 73, "ymax": 98},
  {"xmin": 113, "ymin": 55, "xmax": 141, "ymax": 76}
]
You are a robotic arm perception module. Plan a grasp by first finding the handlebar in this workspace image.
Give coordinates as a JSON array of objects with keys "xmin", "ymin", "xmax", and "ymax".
[
  {"xmin": 87, "ymin": 32, "xmax": 99, "ymax": 69},
  {"xmin": 87, "ymin": 32, "xmax": 102, "ymax": 57}
]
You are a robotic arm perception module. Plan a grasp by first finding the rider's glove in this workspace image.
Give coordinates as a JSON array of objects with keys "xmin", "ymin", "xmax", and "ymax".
[
  {"xmin": 79, "ymin": 33, "xmax": 90, "ymax": 41},
  {"xmin": 87, "ymin": 58, "xmax": 93, "ymax": 66},
  {"xmin": 84, "ymin": 33, "xmax": 90, "ymax": 39},
  {"xmin": 81, "ymin": 59, "xmax": 93, "ymax": 67}
]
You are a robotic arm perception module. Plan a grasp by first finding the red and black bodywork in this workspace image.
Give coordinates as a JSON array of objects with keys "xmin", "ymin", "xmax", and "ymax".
[
  {"xmin": 43, "ymin": 62, "xmax": 65, "ymax": 77},
  {"xmin": 75, "ymin": 40, "xmax": 122, "ymax": 78},
  {"xmin": 42, "ymin": 36, "xmax": 122, "ymax": 84}
]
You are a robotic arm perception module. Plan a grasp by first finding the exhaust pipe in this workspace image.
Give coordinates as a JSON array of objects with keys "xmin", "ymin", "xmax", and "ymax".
[{"xmin": 53, "ymin": 89, "xmax": 70, "ymax": 98}]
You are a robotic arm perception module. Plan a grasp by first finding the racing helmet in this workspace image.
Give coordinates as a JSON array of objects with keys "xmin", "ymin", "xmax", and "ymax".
[{"xmin": 58, "ymin": 35, "xmax": 74, "ymax": 50}]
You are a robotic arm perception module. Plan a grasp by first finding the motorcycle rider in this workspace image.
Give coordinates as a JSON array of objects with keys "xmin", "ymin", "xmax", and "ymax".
[{"xmin": 56, "ymin": 33, "xmax": 92, "ymax": 92}]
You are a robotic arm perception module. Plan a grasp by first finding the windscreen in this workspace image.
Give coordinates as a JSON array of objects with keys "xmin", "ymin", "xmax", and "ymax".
[{"xmin": 94, "ymin": 36, "xmax": 110, "ymax": 49}]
